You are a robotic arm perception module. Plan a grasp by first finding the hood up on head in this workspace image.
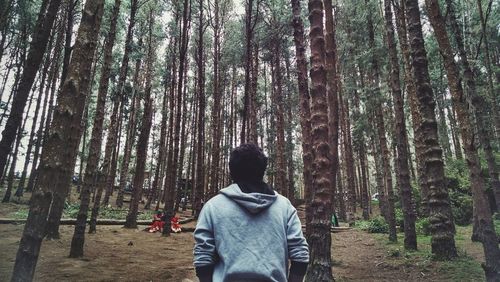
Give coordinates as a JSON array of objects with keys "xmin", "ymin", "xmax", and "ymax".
[{"xmin": 219, "ymin": 184, "xmax": 277, "ymax": 214}]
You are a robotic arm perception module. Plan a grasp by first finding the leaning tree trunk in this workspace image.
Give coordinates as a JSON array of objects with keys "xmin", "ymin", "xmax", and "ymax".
[
  {"xmin": 86, "ymin": 0, "xmax": 121, "ymax": 234},
  {"xmin": 0, "ymin": 0, "xmax": 62, "ymax": 181},
  {"xmin": 476, "ymin": 0, "xmax": 499, "ymax": 138},
  {"xmin": 425, "ymin": 0, "xmax": 500, "ymax": 278},
  {"xmin": 304, "ymin": 0, "xmax": 334, "ymax": 281},
  {"xmin": 10, "ymin": 0, "xmax": 105, "ymax": 278},
  {"xmin": 445, "ymin": 0, "xmax": 500, "ymax": 215},
  {"xmin": 103, "ymin": 0, "xmax": 139, "ymax": 208},
  {"xmin": 405, "ymin": 0, "xmax": 457, "ymax": 259},
  {"xmin": 383, "ymin": 0, "xmax": 416, "ymax": 250}
]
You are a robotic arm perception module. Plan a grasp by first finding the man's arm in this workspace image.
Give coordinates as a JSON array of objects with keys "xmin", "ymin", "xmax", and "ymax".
[
  {"xmin": 193, "ymin": 203, "xmax": 217, "ymax": 282},
  {"xmin": 287, "ymin": 207, "xmax": 309, "ymax": 282}
]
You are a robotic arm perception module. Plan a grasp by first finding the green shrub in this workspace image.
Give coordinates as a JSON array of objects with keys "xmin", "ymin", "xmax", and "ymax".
[
  {"xmin": 449, "ymin": 192, "xmax": 473, "ymax": 225},
  {"xmin": 415, "ymin": 217, "xmax": 431, "ymax": 236},
  {"xmin": 63, "ymin": 202, "xmax": 81, "ymax": 218},
  {"xmin": 355, "ymin": 216, "xmax": 389, "ymax": 233}
]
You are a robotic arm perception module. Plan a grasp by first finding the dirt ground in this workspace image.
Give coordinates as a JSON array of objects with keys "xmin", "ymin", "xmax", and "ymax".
[
  {"xmin": 1, "ymin": 222, "xmax": 481, "ymax": 282},
  {"xmin": 0, "ymin": 191, "xmax": 486, "ymax": 281}
]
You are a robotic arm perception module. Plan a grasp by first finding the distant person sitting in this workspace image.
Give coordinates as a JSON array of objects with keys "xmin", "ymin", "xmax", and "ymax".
[
  {"xmin": 148, "ymin": 211, "xmax": 164, "ymax": 233},
  {"xmin": 193, "ymin": 143, "xmax": 309, "ymax": 282},
  {"xmin": 171, "ymin": 215, "xmax": 182, "ymax": 233}
]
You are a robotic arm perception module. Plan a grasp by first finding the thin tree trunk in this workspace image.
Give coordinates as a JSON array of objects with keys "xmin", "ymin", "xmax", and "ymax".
[
  {"xmin": 193, "ymin": 0, "xmax": 205, "ymax": 219},
  {"xmin": 290, "ymin": 0, "xmax": 313, "ymax": 235},
  {"xmin": 86, "ymin": 0, "xmax": 121, "ymax": 234},
  {"xmin": 125, "ymin": 11, "xmax": 155, "ymax": 228},
  {"xmin": 384, "ymin": 0, "xmax": 416, "ymax": 250}
]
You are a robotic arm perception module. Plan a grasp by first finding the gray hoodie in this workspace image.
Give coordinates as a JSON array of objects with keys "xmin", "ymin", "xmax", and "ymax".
[{"xmin": 193, "ymin": 184, "xmax": 309, "ymax": 282}]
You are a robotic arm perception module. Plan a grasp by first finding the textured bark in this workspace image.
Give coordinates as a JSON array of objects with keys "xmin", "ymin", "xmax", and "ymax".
[
  {"xmin": 384, "ymin": 0, "xmax": 417, "ymax": 250},
  {"xmin": 209, "ymin": 0, "xmax": 221, "ymax": 197},
  {"xmin": 425, "ymin": 0, "xmax": 500, "ymax": 277},
  {"xmin": 145, "ymin": 56, "xmax": 170, "ymax": 209},
  {"xmin": 284, "ymin": 52, "xmax": 296, "ymax": 204},
  {"xmin": 290, "ymin": 0, "xmax": 313, "ymax": 233},
  {"xmin": 115, "ymin": 42, "xmax": 143, "ymax": 208},
  {"xmin": 16, "ymin": 31, "xmax": 57, "ymax": 197},
  {"xmin": 163, "ymin": 0, "xmax": 190, "ymax": 236},
  {"xmin": 0, "ymin": 0, "xmax": 62, "ymax": 181},
  {"xmin": 476, "ymin": 0, "xmax": 499, "ymax": 138},
  {"xmin": 87, "ymin": 0, "xmax": 121, "ymax": 233},
  {"xmin": 405, "ymin": 0, "xmax": 457, "ymax": 259},
  {"xmin": 241, "ymin": 0, "xmax": 254, "ymax": 143},
  {"xmin": 366, "ymin": 0, "xmax": 396, "ymax": 241},
  {"xmin": 340, "ymin": 91, "xmax": 354, "ymax": 221},
  {"xmin": 324, "ymin": 0, "xmax": 339, "ymax": 213},
  {"xmin": 46, "ymin": 46, "xmax": 99, "ymax": 241},
  {"xmin": 304, "ymin": 0, "xmax": 334, "ymax": 280},
  {"xmin": 3, "ymin": 95, "xmax": 33, "ymax": 202},
  {"xmin": 446, "ymin": 0, "xmax": 500, "ymax": 216},
  {"xmin": 394, "ymin": 0, "xmax": 428, "ymax": 216},
  {"xmin": 193, "ymin": 0, "xmax": 205, "ymax": 218},
  {"xmin": 273, "ymin": 41, "xmax": 288, "ymax": 197},
  {"xmin": 11, "ymin": 0, "xmax": 105, "ymax": 276},
  {"xmin": 103, "ymin": 0, "xmax": 139, "ymax": 209},
  {"xmin": 125, "ymin": 11, "xmax": 155, "ymax": 228},
  {"xmin": 248, "ymin": 43, "xmax": 259, "ymax": 144}
]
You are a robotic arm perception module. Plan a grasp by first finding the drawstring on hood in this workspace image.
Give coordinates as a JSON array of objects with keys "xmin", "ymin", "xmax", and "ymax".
[{"xmin": 219, "ymin": 184, "xmax": 277, "ymax": 214}]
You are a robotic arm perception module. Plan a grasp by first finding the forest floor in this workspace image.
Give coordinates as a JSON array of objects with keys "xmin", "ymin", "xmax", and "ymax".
[{"xmin": 0, "ymin": 188, "xmax": 489, "ymax": 281}]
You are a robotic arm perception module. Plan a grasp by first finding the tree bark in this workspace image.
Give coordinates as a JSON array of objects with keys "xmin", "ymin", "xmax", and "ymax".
[
  {"xmin": 324, "ymin": 0, "xmax": 339, "ymax": 216},
  {"xmin": 383, "ymin": 0, "xmax": 416, "ymax": 250},
  {"xmin": 11, "ymin": 0, "xmax": 105, "ymax": 276},
  {"xmin": 304, "ymin": 0, "xmax": 334, "ymax": 280},
  {"xmin": 125, "ymin": 11, "xmax": 155, "ymax": 228},
  {"xmin": 425, "ymin": 0, "xmax": 500, "ymax": 277},
  {"xmin": 445, "ymin": 0, "xmax": 500, "ymax": 216},
  {"xmin": 290, "ymin": 0, "xmax": 313, "ymax": 235},
  {"xmin": 86, "ymin": 0, "xmax": 121, "ymax": 233},
  {"xmin": 0, "ymin": 0, "xmax": 62, "ymax": 181},
  {"xmin": 405, "ymin": 0, "xmax": 457, "ymax": 259}
]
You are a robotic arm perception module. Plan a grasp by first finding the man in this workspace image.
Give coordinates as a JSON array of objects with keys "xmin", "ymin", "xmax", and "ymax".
[{"xmin": 193, "ymin": 144, "xmax": 309, "ymax": 282}]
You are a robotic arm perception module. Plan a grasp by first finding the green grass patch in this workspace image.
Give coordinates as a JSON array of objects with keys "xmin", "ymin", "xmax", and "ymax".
[
  {"xmin": 372, "ymin": 229, "xmax": 484, "ymax": 281},
  {"xmin": 7, "ymin": 202, "xmax": 156, "ymax": 221},
  {"xmin": 438, "ymin": 253, "xmax": 484, "ymax": 282}
]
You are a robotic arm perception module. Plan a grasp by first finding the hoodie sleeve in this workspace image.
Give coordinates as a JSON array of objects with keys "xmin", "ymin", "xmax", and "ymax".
[
  {"xmin": 193, "ymin": 203, "xmax": 218, "ymax": 268},
  {"xmin": 286, "ymin": 207, "xmax": 309, "ymax": 263}
]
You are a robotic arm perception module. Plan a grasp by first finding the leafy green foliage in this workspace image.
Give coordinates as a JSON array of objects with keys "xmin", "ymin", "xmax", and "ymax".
[
  {"xmin": 445, "ymin": 158, "xmax": 474, "ymax": 226},
  {"xmin": 355, "ymin": 216, "xmax": 389, "ymax": 233},
  {"xmin": 415, "ymin": 217, "xmax": 431, "ymax": 236}
]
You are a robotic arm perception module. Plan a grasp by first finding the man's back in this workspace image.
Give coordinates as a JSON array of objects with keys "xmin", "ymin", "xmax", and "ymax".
[{"xmin": 193, "ymin": 184, "xmax": 309, "ymax": 282}]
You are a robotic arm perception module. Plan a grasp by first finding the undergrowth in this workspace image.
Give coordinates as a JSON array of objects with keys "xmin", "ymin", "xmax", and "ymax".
[{"xmin": 9, "ymin": 202, "xmax": 155, "ymax": 220}]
